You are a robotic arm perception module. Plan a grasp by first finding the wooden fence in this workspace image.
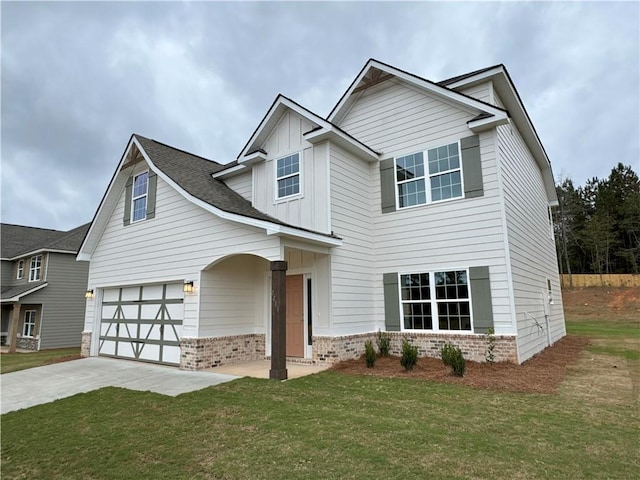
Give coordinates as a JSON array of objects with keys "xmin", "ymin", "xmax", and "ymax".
[{"xmin": 561, "ymin": 274, "xmax": 640, "ymax": 288}]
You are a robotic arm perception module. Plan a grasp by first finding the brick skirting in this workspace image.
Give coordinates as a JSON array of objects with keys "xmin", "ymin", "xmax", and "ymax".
[
  {"xmin": 312, "ymin": 332, "xmax": 518, "ymax": 364},
  {"xmin": 180, "ymin": 334, "xmax": 266, "ymax": 370}
]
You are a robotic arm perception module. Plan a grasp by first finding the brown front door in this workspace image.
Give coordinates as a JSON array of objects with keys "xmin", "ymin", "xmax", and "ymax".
[{"xmin": 286, "ymin": 275, "xmax": 304, "ymax": 357}]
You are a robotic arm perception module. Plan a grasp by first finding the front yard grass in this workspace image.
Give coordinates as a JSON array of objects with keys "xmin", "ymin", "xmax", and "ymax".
[
  {"xmin": 1, "ymin": 287, "xmax": 638, "ymax": 479},
  {"xmin": 1, "ymin": 347, "xmax": 80, "ymax": 374}
]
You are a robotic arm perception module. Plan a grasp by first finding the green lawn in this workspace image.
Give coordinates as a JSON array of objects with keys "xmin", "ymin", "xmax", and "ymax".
[
  {"xmin": 1, "ymin": 347, "xmax": 81, "ymax": 374},
  {"xmin": 1, "ymin": 289, "xmax": 639, "ymax": 479}
]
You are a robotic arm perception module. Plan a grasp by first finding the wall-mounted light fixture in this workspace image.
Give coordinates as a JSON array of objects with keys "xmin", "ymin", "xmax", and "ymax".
[
  {"xmin": 183, "ymin": 281, "xmax": 194, "ymax": 293},
  {"xmin": 85, "ymin": 289, "xmax": 94, "ymax": 299}
]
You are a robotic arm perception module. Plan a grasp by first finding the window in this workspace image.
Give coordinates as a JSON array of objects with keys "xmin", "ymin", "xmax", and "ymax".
[
  {"xmin": 17, "ymin": 260, "xmax": 24, "ymax": 279},
  {"xmin": 29, "ymin": 255, "xmax": 42, "ymax": 282},
  {"xmin": 395, "ymin": 142, "xmax": 462, "ymax": 208},
  {"xmin": 276, "ymin": 153, "xmax": 300, "ymax": 199},
  {"xmin": 131, "ymin": 171, "xmax": 149, "ymax": 222},
  {"xmin": 400, "ymin": 270, "xmax": 471, "ymax": 332},
  {"xmin": 23, "ymin": 310, "xmax": 36, "ymax": 337}
]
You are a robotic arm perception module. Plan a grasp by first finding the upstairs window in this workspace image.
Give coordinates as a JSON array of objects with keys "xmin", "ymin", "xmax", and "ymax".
[
  {"xmin": 276, "ymin": 153, "xmax": 300, "ymax": 199},
  {"xmin": 131, "ymin": 171, "xmax": 149, "ymax": 222},
  {"xmin": 17, "ymin": 260, "xmax": 24, "ymax": 279},
  {"xmin": 29, "ymin": 255, "xmax": 42, "ymax": 282},
  {"xmin": 395, "ymin": 142, "xmax": 463, "ymax": 209}
]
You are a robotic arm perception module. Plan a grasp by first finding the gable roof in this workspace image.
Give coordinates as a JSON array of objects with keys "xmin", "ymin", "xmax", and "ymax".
[
  {"xmin": 235, "ymin": 94, "xmax": 380, "ymax": 165},
  {"xmin": 327, "ymin": 58, "xmax": 557, "ymax": 204},
  {"xmin": 135, "ymin": 135, "xmax": 309, "ymax": 226},
  {"xmin": 327, "ymin": 58, "xmax": 509, "ymax": 125},
  {"xmin": 78, "ymin": 135, "xmax": 341, "ymax": 260},
  {"xmin": 1, "ymin": 223, "xmax": 90, "ymax": 260}
]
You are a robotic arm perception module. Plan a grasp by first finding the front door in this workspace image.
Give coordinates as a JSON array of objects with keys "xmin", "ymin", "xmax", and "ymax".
[{"xmin": 286, "ymin": 275, "xmax": 304, "ymax": 357}]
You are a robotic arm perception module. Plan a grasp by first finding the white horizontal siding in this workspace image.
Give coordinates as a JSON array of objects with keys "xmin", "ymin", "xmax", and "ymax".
[
  {"xmin": 337, "ymin": 79, "xmax": 514, "ymax": 334},
  {"xmin": 224, "ymin": 171, "xmax": 252, "ymax": 202},
  {"xmin": 84, "ymin": 169, "xmax": 282, "ymax": 338},
  {"xmin": 329, "ymin": 144, "xmax": 377, "ymax": 335},
  {"xmin": 340, "ymin": 79, "xmax": 477, "ymax": 155},
  {"xmin": 252, "ymin": 110, "xmax": 330, "ymax": 233},
  {"xmin": 496, "ymin": 92, "xmax": 566, "ymax": 362},
  {"xmin": 199, "ymin": 255, "xmax": 267, "ymax": 337}
]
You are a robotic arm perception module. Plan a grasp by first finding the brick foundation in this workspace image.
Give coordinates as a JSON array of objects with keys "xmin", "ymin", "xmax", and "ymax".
[
  {"xmin": 81, "ymin": 331, "xmax": 92, "ymax": 357},
  {"xmin": 180, "ymin": 334, "xmax": 266, "ymax": 371},
  {"xmin": 312, "ymin": 332, "xmax": 518, "ymax": 364}
]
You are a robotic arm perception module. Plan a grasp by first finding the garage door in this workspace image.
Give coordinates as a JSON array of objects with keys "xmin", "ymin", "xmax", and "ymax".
[{"xmin": 99, "ymin": 283, "xmax": 183, "ymax": 365}]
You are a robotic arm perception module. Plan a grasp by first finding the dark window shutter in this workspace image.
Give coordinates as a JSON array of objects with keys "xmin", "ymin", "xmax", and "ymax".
[
  {"xmin": 123, "ymin": 177, "xmax": 133, "ymax": 226},
  {"xmin": 461, "ymin": 135, "xmax": 484, "ymax": 198},
  {"xmin": 146, "ymin": 172, "xmax": 157, "ymax": 219},
  {"xmin": 380, "ymin": 158, "xmax": 396, "ymax": 213},
  {"xmin": 470, "ymin": 266, "xmax": 494, "ymax": 333},
  {"xmin": 383, "ymin": 272, "xmax": 401, "ymax": 331}
]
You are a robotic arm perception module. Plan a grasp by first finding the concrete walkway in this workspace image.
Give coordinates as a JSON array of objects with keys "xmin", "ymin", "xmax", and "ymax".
[
  {"xmin": 210, "ymin": 359, "xmax": 330, "ymax": 379},
  {"xmin": 1, "ymin": 357, "xmax": 239, "ymax": 415}
]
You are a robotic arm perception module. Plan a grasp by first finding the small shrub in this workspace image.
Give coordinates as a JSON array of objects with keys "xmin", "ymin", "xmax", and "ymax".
[
  {"xmin": 485, "ymin": 327, "xmax": 496, "ymax": 363},
  {"xmin": 376, "ymin": 331, "xmax": 391, "ymax": 357},
  {"xmin": 440, "ymin": 343, "xmax": 466, "ymax": 377},
  {"xmin": 364, "ymin": 340, "xmax": 376, "ymax": 368},
  {"xmin": 400, "ymin": 338, "xmax": 418, "ymax": 371}
]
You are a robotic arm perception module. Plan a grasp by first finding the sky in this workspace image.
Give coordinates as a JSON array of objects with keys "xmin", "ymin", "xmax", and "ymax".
[{"xmin": 2, "ymin": 1, "xmax": 639, "ymax": 231}]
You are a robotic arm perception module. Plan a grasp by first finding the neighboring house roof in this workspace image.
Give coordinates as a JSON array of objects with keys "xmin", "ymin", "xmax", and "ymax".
[
  {"xmin": 0, "ymin": 282, "xmax": 48, "ymax": 302},
  {"xmin": 1, "ymin": 223, "xmax": 90, "ymax": 260}
]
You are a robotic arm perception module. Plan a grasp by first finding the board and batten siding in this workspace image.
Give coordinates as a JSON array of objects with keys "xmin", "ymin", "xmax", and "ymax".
[
  {"xmin": 328, "ymin": 143, "xmax": 377, "ymax": 335},
  {"xmin": 495, "ymin": 93, "xmax": 566, "ymax": 362},
  {"xmin": 224, "ymin": 171, "xmax": 252, "ymax": 202},
  {"xmin": 252, "ymin": 110, "xmax": 330, "ymax": 234},
  {"xmin": 337, "ymin": 79, "xmax": 515, "ymax": 334},
  {"xmin": 84, "ymin": 166, "xmax": 282, "ymax": 340},
  {"xmin": 21, "ymin": 253, "xmax": 89, "ymax": 349}
]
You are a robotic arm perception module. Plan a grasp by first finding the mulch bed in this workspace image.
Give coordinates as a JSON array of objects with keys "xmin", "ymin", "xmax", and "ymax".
[{"xmin": 329, "ymin": 335, "xmax": 591, "ymax": 394}]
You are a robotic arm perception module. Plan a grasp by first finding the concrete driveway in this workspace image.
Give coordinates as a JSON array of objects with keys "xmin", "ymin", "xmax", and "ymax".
[{"xmin": 1, "ymin": 357, "xmax": 240, "ymax": 415}]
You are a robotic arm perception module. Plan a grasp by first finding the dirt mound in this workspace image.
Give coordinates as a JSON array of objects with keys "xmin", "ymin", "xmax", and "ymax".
[
  {"xmin": 330, "ymin": 335, "xmax": 590, "ymax": 394},
  {"xmin": 562, "ymin": 286, "xmax": 639, "ymax": 316}
]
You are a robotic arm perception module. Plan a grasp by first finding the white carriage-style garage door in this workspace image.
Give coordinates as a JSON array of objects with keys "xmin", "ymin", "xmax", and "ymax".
[{"xmin": 99, "ymin": 283, "xmax": 184, "ymax": 365}]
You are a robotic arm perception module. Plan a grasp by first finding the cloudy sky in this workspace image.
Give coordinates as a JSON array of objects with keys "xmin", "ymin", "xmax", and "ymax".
[{"xmin": 2, "ymin": 1, "xmax": 638, "ymax": 231}]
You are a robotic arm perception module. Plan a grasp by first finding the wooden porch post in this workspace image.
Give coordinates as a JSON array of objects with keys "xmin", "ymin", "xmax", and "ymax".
[
  {"xmin": 269, "ymin": 260, "xmax": 288, "ymax": 380},
  {"xmin": 8, "ymin": 303, "xmax": 21, "ymax": 353}
]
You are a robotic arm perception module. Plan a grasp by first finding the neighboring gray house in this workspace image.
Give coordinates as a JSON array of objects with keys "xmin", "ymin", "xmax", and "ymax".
[{"xmin": 1, "ymin": 223, "xmax": 90, "ymax": 351}]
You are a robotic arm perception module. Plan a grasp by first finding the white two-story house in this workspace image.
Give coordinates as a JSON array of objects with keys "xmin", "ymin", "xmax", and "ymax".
[{"xmin": 78, "ymin": 60, "xmax": 565, "ymax": 374}]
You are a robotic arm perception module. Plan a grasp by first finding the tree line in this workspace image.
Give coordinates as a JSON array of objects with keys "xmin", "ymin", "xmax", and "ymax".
[{"xmin": 553, "ymin": 163, "xmax": 640, "ymax": 275}]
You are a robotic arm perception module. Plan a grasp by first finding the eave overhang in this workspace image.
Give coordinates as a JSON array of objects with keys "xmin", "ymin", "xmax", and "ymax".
[
  {"xmin": 303, "ymin": 126, "xmax": 380, "ymax": 163},
  {"xmin": 1, "ymin": 282, "xmax": 48, "ymax": 303}
]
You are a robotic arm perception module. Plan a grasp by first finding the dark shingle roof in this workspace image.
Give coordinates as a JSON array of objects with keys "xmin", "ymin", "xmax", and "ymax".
[
  {"xmin": 1, "ymin": 223, "xmax": 90, "ymax": 259},
  {"xmin": 437, "ymin": 64, "xmax": 504, "ymax": 86},
  {"xmin": 1, "ymin": 281, "xmax": 47, "ymax": 301},
  {"xmin": 134, "ymin": 135, "xmax": 338, "ymax": 238}
]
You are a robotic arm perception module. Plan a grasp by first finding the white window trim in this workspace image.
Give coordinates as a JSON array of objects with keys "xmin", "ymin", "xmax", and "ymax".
[
  {"xmin": 29, "ymin": 255, "xmax": 42, "ymax": 282},
  {"xmin": 394, "ymin": 140, "xmax": 465, "ymax": 210},
  {"xmin": 23, "ymin": 310, "xmax": 37, "ymax": 337},
  {"xmin": 398, "ymin": 268, "xmax": 475, "ymax": 334},
  {"xmin": 17, "ymin": 259, "xmax": 24, "ymax": 279},
  {"xmin": 131, "ymin": 170, "xmax": 149, "ymax": 223},
  {"xmin": 274, "ymin": 152, "xmax": 303, "ymax": 202}
]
